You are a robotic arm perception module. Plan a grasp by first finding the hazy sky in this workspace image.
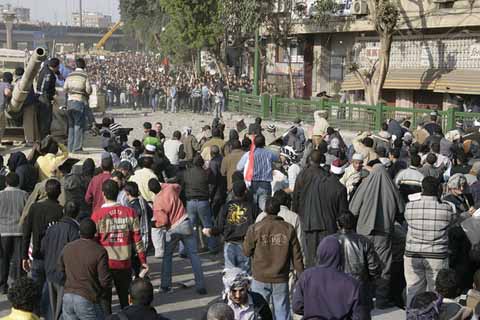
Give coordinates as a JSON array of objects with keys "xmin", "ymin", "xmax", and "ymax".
[{"xmin": 0, "ymin": 0, "xmax": 120, "ymax": 24}]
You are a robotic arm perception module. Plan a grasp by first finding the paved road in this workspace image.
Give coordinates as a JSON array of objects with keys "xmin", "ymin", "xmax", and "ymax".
[{"xmin": 0, "ymin": 108, "xmax": 404, "ymax": 319}]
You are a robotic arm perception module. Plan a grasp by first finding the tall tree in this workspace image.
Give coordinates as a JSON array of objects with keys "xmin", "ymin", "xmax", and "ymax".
[
  {"xmin": 119, "ymin": 0, "xmax": 167, "ymax": 49},
  {"xmin": 264, "ymin": 0, "xmax": 297, "ymax": 98},
  {"xmin": 313, "ymin": 0, "xmax": 398, "ymax": 105},
  {"xmin": 349, "ymin": 0, "xmax": 398, "ymax": 105}
]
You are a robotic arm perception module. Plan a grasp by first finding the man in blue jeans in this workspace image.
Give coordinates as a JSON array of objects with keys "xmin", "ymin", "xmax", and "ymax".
[
  {"xmin": 149, "ymin": 179, "xmax": 207, "ymax": 295},
  {"xmin": 243, "ymin": 197, "xmax": 304, "ymax": 320},
  {"xmin": 236, "ymin": 134, "xmax": 279, "ymax": 210},
  {"xmin": 64, "ymin": 58, "xmax": 92, "ymax": 154}
]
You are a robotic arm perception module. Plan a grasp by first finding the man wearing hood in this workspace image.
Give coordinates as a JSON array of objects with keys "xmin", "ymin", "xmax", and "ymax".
[
  {"xmin": 292, "ymin": 236, "xmax": 366, "ymax": 319},
  {"xmin": 349, "ymin": 164, "xmax": 405, "ymax": 309},
  {"xmin": 7, "ymin": 152, "xmax": 38, "ymax": 193},
  {"xmin": 63, "ymin": 165, "xmax": 90, "ymax": 219}
]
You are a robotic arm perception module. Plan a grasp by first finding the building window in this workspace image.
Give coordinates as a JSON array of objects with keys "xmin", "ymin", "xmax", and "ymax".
[
  {"xmin": 438, "ymin": 1, "xmax": 454, "ymax": 8},
  {"xmin": 276, "ymin": 43, "xmax": 305, "ymax": 63},
  {"xmin": 330, "ymin": 56, "xmax": 345, "ymax": 81}
]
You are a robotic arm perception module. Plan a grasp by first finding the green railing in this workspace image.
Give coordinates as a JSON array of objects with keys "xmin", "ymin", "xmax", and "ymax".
[{"xmin": 228, "ymin": 91, "xmax": 480, "ymax": 132}]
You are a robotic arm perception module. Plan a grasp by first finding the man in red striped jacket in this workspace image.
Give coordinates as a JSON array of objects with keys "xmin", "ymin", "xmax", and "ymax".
[{"xmin": 91, "ymin": 179, "xmax": 149, "ymax": 315}]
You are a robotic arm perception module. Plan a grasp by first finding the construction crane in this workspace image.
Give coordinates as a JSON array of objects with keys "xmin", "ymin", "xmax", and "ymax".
[{"xmin": 95, "ymin": 21, "xmax": 122, "ymax": 50}]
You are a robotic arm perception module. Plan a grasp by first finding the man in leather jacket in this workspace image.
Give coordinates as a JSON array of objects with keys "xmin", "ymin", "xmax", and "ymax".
[{"xmin": 333, "ymin": 211, "xmax": 382, "ymax": 317}]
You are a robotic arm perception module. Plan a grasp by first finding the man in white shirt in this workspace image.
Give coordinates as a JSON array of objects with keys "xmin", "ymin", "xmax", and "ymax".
[{"xmin": 163, "ymin": 131, "xmax": 185, "ymax": 166}]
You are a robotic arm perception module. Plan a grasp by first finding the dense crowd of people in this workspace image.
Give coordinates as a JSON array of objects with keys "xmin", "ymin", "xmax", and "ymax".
[
  {"xmin": 86, "ymin": 52, "xmax": 253, "ymax": 115},
  {"xmin": 4, "ymin": 56, "xmax": 480, "ymax": 320}
]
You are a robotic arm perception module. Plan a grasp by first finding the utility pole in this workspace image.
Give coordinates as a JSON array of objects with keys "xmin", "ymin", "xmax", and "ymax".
[{"xmin": 79, "ymin": 0, "xmax": 83, "ymax": 27}]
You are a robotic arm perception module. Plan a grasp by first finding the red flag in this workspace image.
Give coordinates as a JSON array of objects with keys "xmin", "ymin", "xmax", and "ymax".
[{"xmin": 245, "ymin": 134, "xmax": 256, "ymax": 182}]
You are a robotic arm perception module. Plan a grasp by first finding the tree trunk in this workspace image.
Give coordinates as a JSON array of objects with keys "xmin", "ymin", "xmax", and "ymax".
[
  {"xmin": 371, "ymin": 33, "xmax": 393, "ymax": 105},
  {"xmin": 210, "ymin": 50, "xmax": 230, "ymax": 85},
  {"xmin": 286, "ymin": 49, "xmax": 295, "ymax": 98},
  {"xmin": 360, "ymin": 32, "xmax": 393, "ymax": 106}
]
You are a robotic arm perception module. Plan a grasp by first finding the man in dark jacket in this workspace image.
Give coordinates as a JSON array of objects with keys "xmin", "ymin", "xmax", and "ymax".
[
  {"xmin": 63, "ymin": 165, "xmax": 90, "ymax": 219},
  {"xmin": 293, "ymin": 149, "xmax": 349, "ymax": 268},
  {"xmin": 7, "ymin": 151, "xmax": 38, "ymax": 193},
  {"xmin": 22, "ymin": 178, "xmax": 64, "ymax": 317},
  {"xmin": 210, "ymin": 181, "xmax": 259, "ymax": 273},
  {"xmin": 41, "ymin": 201, "xmax": 80, "ymax": 320},
  {"xmin": 183, "ymin": 154, "xmax": 217, "ymax": 253},
  {"xmin": 37, "ymin": 58, "xmax": 60, "ymax": 138},
  {"xmin": 293, "ymin": 236, "xmax": 367, "ymax": 320},
  {"xmin": 210, "ymin": 145, "xmax": 227, "ymax": 220},
  {"xmin": 333, "ymin": 212, "xmax": 382, "ymax": 317},
  {"xmin": 107, "ymin": 278, "xmax": 169, "ymax": 320},
  {"xmin": 205, "ymin": 268, "xmax": 272, "ymax": 320},
  {"xmin": 243, "ymin": 197, "xmax": 304, "ymax": 320}
]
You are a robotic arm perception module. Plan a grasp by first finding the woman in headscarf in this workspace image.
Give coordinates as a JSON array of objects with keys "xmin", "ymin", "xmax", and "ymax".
[{"xmin": 349, "ymin": 163, "xmax": 405, "ymax": 308}]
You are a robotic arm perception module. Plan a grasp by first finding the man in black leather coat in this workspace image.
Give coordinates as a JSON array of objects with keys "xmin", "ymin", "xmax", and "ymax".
[{"xmin": 333, "ymin": 212, "xmax": 382, "ymax": 317}]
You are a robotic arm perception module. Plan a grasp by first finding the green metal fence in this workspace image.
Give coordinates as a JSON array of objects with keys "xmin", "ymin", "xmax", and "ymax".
[{"xmin": 228, "ymin": 91, "xmax": 480, "ymax": 132}]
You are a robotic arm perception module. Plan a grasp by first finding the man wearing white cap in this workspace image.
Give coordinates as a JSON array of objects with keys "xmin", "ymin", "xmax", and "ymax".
[{"xmin": 340, "ymin": 153, "xmax": 366, "ymax": 187}]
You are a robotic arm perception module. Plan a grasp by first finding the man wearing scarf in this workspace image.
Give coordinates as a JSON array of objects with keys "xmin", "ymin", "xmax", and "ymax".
[{"xmin": 205, "ymin": 268, "xmax": 272, "ymax": 320}]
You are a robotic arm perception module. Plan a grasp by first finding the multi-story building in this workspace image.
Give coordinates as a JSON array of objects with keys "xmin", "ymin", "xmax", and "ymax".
[
  {"xmin": 264, "ymin": 0, "xmax": 480, "ymax": 110},
  {"xmin": 72, "ymin": 12, "xmax": 112, "ymax": 28}
]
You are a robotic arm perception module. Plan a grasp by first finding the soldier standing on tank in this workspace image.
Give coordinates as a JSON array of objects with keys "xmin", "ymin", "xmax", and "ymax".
[{"xmin": 36, "ymin": 58, "xmax": 60, "ymax": 139}]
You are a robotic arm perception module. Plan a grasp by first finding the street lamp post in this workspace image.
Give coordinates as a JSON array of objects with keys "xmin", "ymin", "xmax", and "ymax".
[
  {"xmin": 253, "ymin": 27, "xmax": 260, "ymax": 96},
  {"xmin": 3, "ymin": 11, "xmax": 16, "ymax": 49}
]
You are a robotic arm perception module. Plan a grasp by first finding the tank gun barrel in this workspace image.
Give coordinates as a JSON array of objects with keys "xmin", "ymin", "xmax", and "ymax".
[{"xmin": 9, "ymin": 47, "xmax": 47, "ymax": 113}]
